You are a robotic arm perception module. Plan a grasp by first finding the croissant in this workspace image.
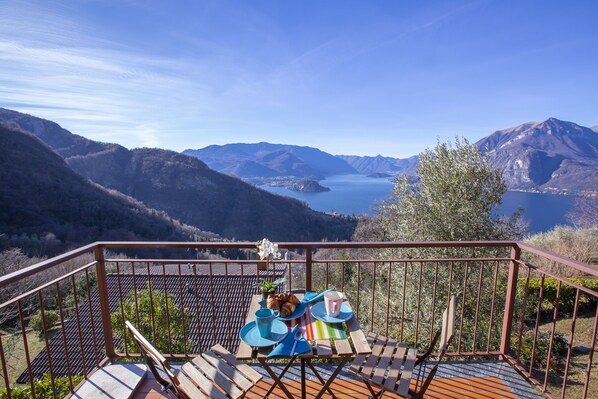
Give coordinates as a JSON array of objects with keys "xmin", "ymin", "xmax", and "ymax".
[
  {"xmin": 267, "ymin": 295, "xmax": 280, "ymax": 311},
  {"xmin": 288, "ymin": 293, "xmax": 300, "ymax": 305},
  {"xmin": 280, "ymin": 302, "xmax": 296, "ymax": 317}
]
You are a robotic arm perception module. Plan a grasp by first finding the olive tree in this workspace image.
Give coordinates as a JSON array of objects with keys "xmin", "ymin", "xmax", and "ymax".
[
  {"xmin": 340, "ymin": 138, "xmax": 524, "ymax": 351},
  {"xmin": 379, "ymin": 137, "xmax": 523, "ymax": 242}
]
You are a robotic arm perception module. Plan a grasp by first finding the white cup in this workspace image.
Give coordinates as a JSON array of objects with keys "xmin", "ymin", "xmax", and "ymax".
[{"xmin": 324, "ymin": 291, "xmax": 344, "ymax": 317}]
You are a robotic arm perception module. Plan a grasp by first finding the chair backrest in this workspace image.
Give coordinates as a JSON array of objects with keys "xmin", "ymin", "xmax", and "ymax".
[
  {"xmin": 439, "ymin": 295, "xmax": 456, "ymax": 354},
  {"xmin": 410, "ymin": 296, "xmax": 456, "ymax": 399},
  {"xmin": 125, "ymin": 321, "xmax": 180, "ymax": 392}
]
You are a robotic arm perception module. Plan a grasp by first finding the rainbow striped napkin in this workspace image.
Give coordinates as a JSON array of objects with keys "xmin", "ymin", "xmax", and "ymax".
[{"xmin": 286, "ymin": 304, "xmax": 347, "ymax": 340}]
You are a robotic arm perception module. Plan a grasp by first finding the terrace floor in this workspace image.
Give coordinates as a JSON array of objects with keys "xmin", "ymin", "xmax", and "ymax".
[{"xmin": 132, "ymin": 361, "xmax": 544, "ymax": 399}]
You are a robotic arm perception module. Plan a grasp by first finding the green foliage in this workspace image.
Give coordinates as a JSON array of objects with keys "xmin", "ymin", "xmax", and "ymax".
[
  {"xmin": 0, "ymin": 373, "xmax": 83, "ymax": 399},
  {"xmin": 111, "ymin": 284, "xmax": 193, "ymax": 354},
  {"xmin": 29, "ymin": 310, "xmax": 59, "ymax": 335},
  {"xmin": 517, "ymin": 277, "xmax": 598, "ymax": 314},
  {"xmin": 512, "ymin": 331, "xmax": 568, "ymax": 371},
  {"xmin": 342, "ymin": 138, "xmax": 524, "ymax": 352},
  {"xmin": 524, "ymin": 226, "xmax": 598, "ymax": 277},
  {"xmin": 252, "ymin": 277, "xmax": 286, "ymax": 291},
  {"xmin": 377, "ymin": 137, "xmax": 524, "ymax": 242}
]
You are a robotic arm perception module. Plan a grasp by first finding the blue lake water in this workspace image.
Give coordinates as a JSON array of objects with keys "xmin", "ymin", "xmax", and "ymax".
[{"xmin": 261, "ymin": 174, "xmax": 576, "ymax": 234}]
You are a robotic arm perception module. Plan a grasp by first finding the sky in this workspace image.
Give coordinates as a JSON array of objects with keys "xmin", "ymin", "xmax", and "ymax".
[{"xmin": 0, "ymin": 0, "xmax": 597, "ymax": 158}]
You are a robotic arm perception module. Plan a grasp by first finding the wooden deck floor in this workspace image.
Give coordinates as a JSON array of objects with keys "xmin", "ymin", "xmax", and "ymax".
[{"xmin": 135, "ymin": 376, "xmax": 519, "ymax": 399}]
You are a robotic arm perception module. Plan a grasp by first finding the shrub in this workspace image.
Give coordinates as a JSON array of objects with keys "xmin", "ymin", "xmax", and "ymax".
[
  {"xmin": 111, "ymin": 283, "xmax": 194, "ymax": 354},
  {"xmin": 0, "ymin": 373, "xmax": 83, "ymax": 399},
  {"xmin": 524, "ymin": 226, "xmax": 598, "ymax": 277},
  {"xmin": 517, "ymin": 277, "xmax": 598, "ymax": 314},
  {"xmin": 512, "ymin": 331, "xmax": 568, "ymax": 372},
  {"xmin": 29, "ymin": 310, "xmax": 60, "ymax": 335}
]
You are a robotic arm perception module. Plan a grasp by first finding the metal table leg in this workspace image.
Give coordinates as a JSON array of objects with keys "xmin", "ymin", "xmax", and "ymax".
[
  {"xmin": 257, "ymin": 357, "xmax": 295, "ymax": 399},
  {"xmin": 305, "ymin": 360, "xmax": 338, "ymax": 399},
  {"xmin": 312, "ymin": 356, "xmax": 351, "ymax": 399},
  {"xmin": 301, "ymin": 358, "xmax": 306, "ymax": 399},
  {"xmin": 263, "ymin": 355, "xmax": 298, "ymax": 397}
]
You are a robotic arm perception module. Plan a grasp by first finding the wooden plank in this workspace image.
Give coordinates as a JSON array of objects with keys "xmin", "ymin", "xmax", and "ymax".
[
  {"xmin": 256, "ymin": 347, "xmax": 270, "ymax": 358},
  {"xmin": 211, "ymin": 344, "xmax": 262, "ymax": 383},
  {"xmin": 191, "ymin": 353, "xmax": 245, "ymax": 399},
  {"xmin": 440, "ymin": 296, "xmax": 456, "ymax": 352},
  {"xmin": 396, "ymin": 347, "xmax": 417, "ymax": 397},
  {"xmin": 371, "ymin": 339, "xmax": 397, "ymax": 386},
  {"xmin": 125, "ymin": 321, "xmax": 168, "ymax": 364},
  {"xmin": 382, "ymin": 343, "xmax": 407, "ymax": 391},
  {"xmin": 349, "ymin": 334, "xmax": 375, "ymax": 374},
  {"xmin": 181, "ymin": 363, "xmax": 227, "ymax": 399},
  {"xmin": 236, "ymin": 295, "xmax": 263, "ymax": 360},
  {"xmin": 346, "ymin": 316, "xmax": 371, "ymax": 355},
  {"xmin": 176, "ymin": 372, "xmax": 209, "ymax": 399},
  {"xmin": 202, "ymin": 350, "xmax": 254, "ymax": 392},
  {"xmin": 359, "ymin": 336, "xmax": 386, "ymax": 379},
  {"xmin": 315, "ymin": 340, "xmax": 333, "ymax": 357},
  {"xmin": 334, "ymin": 339, "xmax": 353, "ymax": 356}
]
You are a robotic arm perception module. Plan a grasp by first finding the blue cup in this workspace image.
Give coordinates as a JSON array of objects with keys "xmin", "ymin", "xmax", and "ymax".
[{"xmin": 255, "ymin": 308, "xmax": 279, "ymax": 338}]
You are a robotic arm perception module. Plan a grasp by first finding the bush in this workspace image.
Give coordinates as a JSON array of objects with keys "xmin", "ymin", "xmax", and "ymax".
[
  {"xmin": 512, "ymin": 331, "xmax": 568, "ymax": 371},
  {"xmin": 111, "ymin": 283, "xmax": 194, "ymax": 354},
  {"xmin": 29, "ymin": 310, "xmax": 60, "ymax": 335},
  {"xmin": 524, "ymin": 226, "xmax": 598, "ymax": 277},
  {"xmin": 0, "ymin": 373, "xmax": 83, "ymax": 399},
  {"xmin": 517, "ymin": 277, "xmax": 598, "ymax": 314}
]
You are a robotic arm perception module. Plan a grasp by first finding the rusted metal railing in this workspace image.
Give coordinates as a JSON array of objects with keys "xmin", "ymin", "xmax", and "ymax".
[{"xmin": 0, "ymin": 241, "xmax": 595, "ymax": 398}]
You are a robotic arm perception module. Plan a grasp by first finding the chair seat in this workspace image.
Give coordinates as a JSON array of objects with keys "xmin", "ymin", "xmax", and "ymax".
[
  {"xmin": 349, "ymin": 296, "xmax": 455, "ymax": 399},
  {"xmin": 125, "ymin": 321, "xmax": 262, "ymax": 399},
  {"xmin": 171, "ymin": 344, "xmax": 260, "ymax": 399},
  {"xmin": 350, "ymin": 332, "xmax": 417, "ymax": 397}
]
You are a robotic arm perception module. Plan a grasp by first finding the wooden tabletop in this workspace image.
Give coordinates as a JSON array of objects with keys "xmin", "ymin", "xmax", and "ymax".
[{"xmin": 236, "ymin": 294, "xmax": 371, "ymax": 361}]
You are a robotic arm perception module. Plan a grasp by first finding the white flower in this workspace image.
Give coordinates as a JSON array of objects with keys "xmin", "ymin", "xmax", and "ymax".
[{"xmin": 257, "ymin": 238, "xmax": 282, "ymax": 260}]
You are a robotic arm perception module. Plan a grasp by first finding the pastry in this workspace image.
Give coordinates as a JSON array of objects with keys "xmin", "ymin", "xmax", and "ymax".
[
  {"xmin": 267, "ymin": 295, "xmax": 280, "ymax": 311},
  {"xmin": 288, "ymin": 293, "xmax": 300, "ymax": 305},
  {"xmin": 280, "ymin": 301, "xmax": 296, "ymax": 317}
]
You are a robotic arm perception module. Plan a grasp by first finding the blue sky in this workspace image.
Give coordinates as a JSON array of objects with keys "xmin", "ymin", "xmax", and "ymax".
[{"xmin": 1, "ymin": 0, "xmax": 597, "ymax": 157}]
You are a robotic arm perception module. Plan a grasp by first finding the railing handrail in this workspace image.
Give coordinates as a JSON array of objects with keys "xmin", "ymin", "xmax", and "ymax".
[
  {"xmin": 0, "ymin": 242, "xmax": 98, "ymax": 288},
  {"xmin": 6, "ymin": 240, "xmax": 598, "ymax": 288},
  {"xmin": 516, "ymin": 242, "xmax": 598, "ymax": 277},
  {"xmin": 96, "ymin": 240, "xmax": 517, "ymax": 249}
]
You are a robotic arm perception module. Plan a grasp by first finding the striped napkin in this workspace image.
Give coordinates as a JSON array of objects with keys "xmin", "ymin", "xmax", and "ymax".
[{"xmin": 286, "ymin": 304, "xmax": 347, "ymax": 340}]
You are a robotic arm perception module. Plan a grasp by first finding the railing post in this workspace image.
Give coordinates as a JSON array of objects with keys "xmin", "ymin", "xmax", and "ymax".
[
  {"xmin": 501, "ymin": 245, "xmax": 521, "ymax": 355},
  {"xmin": 305, "ymin": 246, "xmax": 312, "ymax": 292},
  {"xmin": 95, "ymin": 245, "xmax": 116, "ymax": 359}
]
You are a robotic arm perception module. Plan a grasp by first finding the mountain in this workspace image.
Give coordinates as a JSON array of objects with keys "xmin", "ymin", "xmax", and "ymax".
[
  {"xmin": 183, "ymin": 142, "xmax": 357, "ymax": 179},
  {"xmin": 477, "ymin": 118, "xmax": 598, "ymax": 194},
  {"xmin": 0, "ymin": 123, "xmax": 216, "ymax": 255},
  {"xmin": 337, "ymin": 154, "xmax": 419, "ymax": 176},
  {"xmin": 0, "ymin": 109, "xmax": 356, "ymax": 241}
]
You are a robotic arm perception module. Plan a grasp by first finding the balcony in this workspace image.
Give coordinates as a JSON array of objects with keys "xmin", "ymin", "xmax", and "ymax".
[{"xmin": 0, "ymin": 241, "xmax": 595, "ymax": 398}]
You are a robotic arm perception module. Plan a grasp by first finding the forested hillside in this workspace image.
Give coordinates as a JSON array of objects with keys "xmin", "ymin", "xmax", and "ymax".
[{"xmin": 0, "ymin": 124, "xmax": 216, "ymax": 255}]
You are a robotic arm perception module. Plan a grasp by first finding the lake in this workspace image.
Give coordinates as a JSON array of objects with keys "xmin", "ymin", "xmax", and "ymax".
[{"xmin": 261, "ymin": 174, "xmax": 576, "ymax": 234}]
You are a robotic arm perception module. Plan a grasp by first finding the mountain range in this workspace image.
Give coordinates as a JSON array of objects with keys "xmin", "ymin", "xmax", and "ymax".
[
  {"xmin": 1, "ymin": 106, "xmax": 596, "ymax": 256},
  {"xmin": 0, "ymin": 123, "xmax": 217, "ymax": 255},
  {"xmin": 183, "ymin": 142, "xmax": 356, "ymax": 179},
  {"xmin": 184, "ymin": 118, "xmax": 597, "ymax": 195},
  {"xmin": 0, "ymin": 108, "xmax": 356, "ymax": 247},
  {"xmin": 477, "ymin": 118, "xmax": 598, "ymax": 194}
]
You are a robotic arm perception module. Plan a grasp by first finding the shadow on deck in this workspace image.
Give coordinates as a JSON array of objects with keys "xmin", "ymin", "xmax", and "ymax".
[{"xmin": 133, "ymin": 361, "xmax": 543, "ymax": 398}]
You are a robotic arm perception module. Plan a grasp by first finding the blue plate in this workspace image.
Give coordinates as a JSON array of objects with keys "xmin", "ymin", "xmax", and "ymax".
[
  {"xmin": 310, "ymin": 301, "xmax": 353, "ymax": 323},
  {"xmin": 239, "ymin": 320, "xmax": 289, "ymax": 347},
  {"xmin": 278, "ymin": 302, "xmax": 307, "ymax": 321}
]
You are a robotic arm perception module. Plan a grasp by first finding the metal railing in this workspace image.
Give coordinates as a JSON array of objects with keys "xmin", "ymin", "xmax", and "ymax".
[{"xmin": 0, "ymin": 241, "xmax": 595, "ymax": 399}]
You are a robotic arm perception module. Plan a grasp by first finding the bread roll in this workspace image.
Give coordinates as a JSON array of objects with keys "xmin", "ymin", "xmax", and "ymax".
[
  {"xmin": 267, "ymin": 295, "xmax": 280, "ymax": 311},
  {"xmin": 281, "ymin": 302, "xmax": 296, "ymax": 317},
  {"xmin": 288, "ymin": 293, "xmax": 300, "ymax": 305}
]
